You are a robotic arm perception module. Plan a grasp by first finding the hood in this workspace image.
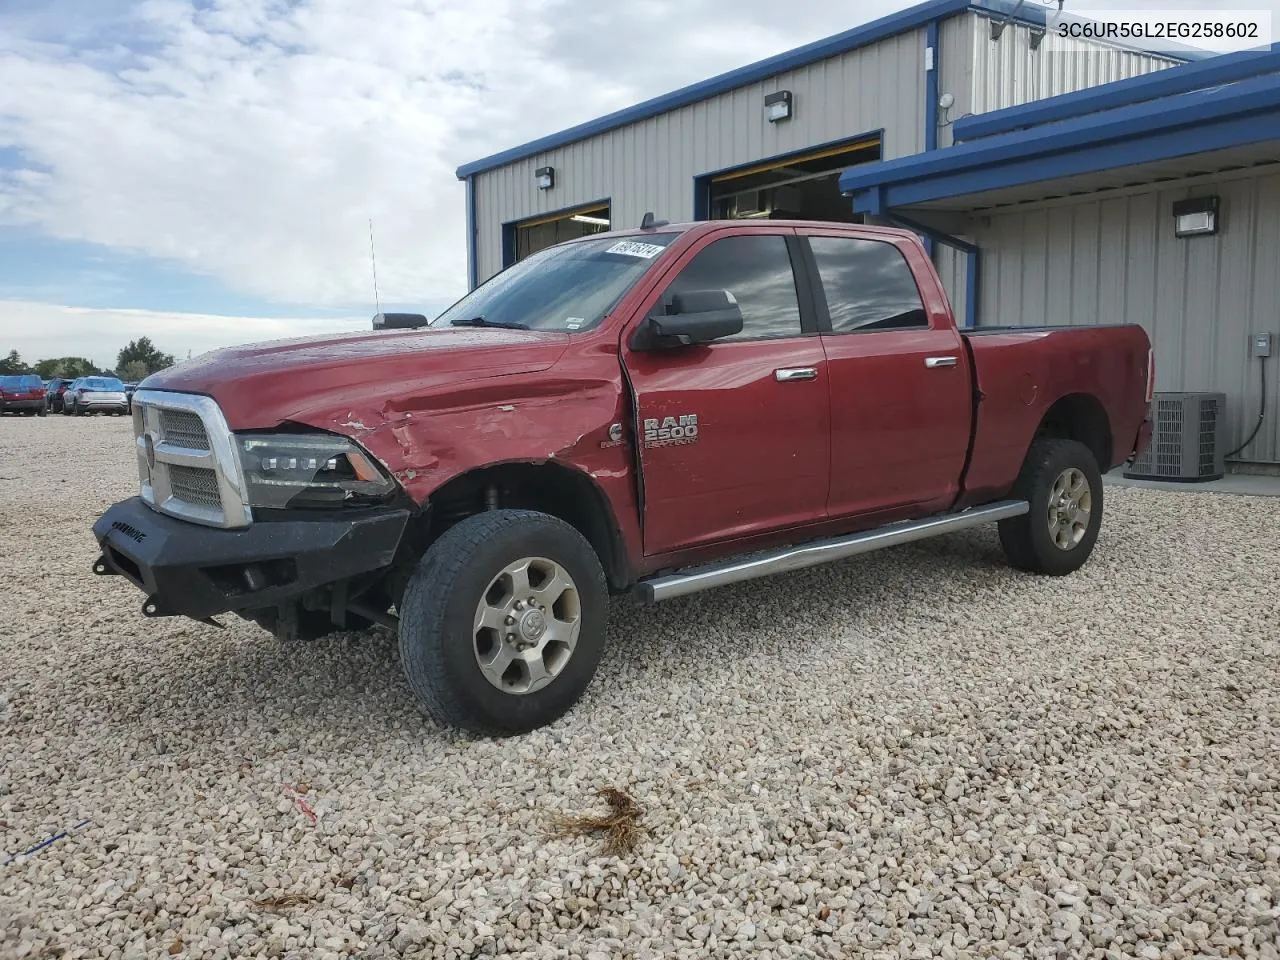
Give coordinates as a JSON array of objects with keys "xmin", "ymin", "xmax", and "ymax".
[{"xmin": 143, "ymin": 326, "xmax": 570, "ymax": 429}]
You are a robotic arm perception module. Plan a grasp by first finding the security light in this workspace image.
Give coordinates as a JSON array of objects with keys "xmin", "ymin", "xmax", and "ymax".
[
  {"xmin": 764, "ymin": 90, "xmax": 792, "ymax": 123},
  {"xmin": 1173, "ymin": 196, "xmax": 1219, "ymax": 238},
  {"xmin": 535, "ymin": 166, "xmax": 555, "ymax": 190}
]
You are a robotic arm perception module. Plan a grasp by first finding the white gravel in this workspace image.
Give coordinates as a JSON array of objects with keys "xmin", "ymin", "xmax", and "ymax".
[{"xmin": 2, "ymin": 415, "xmax": 1279, "ymax": 960}]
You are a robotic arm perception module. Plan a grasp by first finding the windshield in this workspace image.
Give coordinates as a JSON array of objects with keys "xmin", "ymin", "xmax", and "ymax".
[
  {"xmin": 432, "ymin": 233, "xmax": 680, "ymax": 333},
  {"xmin": 1, "ymin": 375, "xmax": 42, "ymax": 390},
  {"xmin": 85, "ymin": 377, "xmax": 124, "ymax": 391}
]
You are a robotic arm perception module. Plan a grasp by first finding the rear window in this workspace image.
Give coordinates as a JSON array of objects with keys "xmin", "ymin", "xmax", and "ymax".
[
  {"xmin": 85, "ymin": 377, "xmax": 125, "ymax": 390},
  {"xmin": 1, "ymin": 375, "xmax": 42, "ymax": 390}
]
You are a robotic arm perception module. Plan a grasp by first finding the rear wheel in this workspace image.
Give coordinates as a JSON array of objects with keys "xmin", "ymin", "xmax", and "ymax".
[
  {"xmin": 37, "ymin": 406, "xmax": 47, "ymax": 417},
  {"xmin": 998, "ymin": 438, "xmax": 1103, "ymax": 576},
  {"xmin": 398, "ymin": 509, "xmax": 607, "ymax": 736}
]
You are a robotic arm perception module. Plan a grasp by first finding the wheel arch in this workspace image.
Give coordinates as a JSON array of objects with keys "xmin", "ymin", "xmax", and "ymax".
[
  {"xmin": 418, "ymin": 460, "xmax": 632, "ymax": 592},
  {"xmin": 1033, "ymin": 393, "xmax": 1113, "ymax": 472}
]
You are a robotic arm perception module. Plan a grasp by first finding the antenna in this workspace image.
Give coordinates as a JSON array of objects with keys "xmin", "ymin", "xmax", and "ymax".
[{"xmin": 369, "ymin": 217, "xmax": 381, "ymax": 315}]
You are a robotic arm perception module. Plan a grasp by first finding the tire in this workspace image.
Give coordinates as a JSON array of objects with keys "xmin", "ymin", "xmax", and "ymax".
[
  {"xmin": 398, "ymin": 509, "xmax": 607, "ymax": 736},
  {"xmin": 998, "ymin": 438, "xmax": 1103, "ymax": 576},
  {"xmin": 37, "ymin": 406, "xmax": 47, "ymax": 417}
]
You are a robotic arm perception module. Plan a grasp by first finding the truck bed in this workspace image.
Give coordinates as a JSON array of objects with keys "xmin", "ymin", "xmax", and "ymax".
[{"xmin": 959, "ymin": 324, "xmax": 1152, "ymax": 507}]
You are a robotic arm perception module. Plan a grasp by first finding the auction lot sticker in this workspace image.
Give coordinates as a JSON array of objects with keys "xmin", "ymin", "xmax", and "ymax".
[{"xmin": 606, "ymin": 240, "xmax": 666, "ymax": 259}]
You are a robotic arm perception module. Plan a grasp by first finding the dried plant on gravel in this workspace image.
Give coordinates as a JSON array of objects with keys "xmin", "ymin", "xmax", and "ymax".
[
  {"xmin": 251, "ymin": 894, "xmax": 313, "ymax": 911},
  {"xmin": 553, "ymin": 788, "xmax": 645, "ymax": 855}
]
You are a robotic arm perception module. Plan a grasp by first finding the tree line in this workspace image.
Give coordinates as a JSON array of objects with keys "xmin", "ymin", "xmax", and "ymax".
[{"xmin": 0, "ymin": 337, "xmax": 177, "ymax": 382}]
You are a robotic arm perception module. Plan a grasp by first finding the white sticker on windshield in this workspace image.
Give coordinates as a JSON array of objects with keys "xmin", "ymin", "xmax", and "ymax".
[
  {"xmin": 565, "ymin": 317, "xmax": 585, "ymax": 330},
  {"xmin": 605, "ymin": 240, "xmax": 665, "ymax": 259}
]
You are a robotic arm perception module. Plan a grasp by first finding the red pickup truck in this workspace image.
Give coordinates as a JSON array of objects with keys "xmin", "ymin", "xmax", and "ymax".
[{"xmin": 93, "ymin": 220, "xmax": 1153, "ymax": 734}]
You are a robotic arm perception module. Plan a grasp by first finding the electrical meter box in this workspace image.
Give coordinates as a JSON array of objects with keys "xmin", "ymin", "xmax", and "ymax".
[{"xmin": 1252, "ymin": 333, "xmax": 1272, "ymax": 358}]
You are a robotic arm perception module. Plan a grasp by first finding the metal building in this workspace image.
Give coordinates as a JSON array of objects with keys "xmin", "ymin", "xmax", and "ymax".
[
  {"xmin": 842, "ymin": 48, "xmax": 1280, "ymax": 466},
  {"xmin": 454, "ymin": 0, "xmax": 1280, "ymax": 471},
  {"xmin": 456, "ymin": 0, "xmax": 1178, "ymax": 295}
]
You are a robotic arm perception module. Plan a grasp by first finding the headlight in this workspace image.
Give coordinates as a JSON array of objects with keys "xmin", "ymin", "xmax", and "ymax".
[{"xmin": 235, "ymin": 433, "xmax": 396, "ymax": 509}]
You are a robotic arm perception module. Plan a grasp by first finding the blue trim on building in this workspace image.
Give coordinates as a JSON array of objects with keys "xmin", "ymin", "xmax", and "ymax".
[
  {"xmin": 465, "ymin": 177, "xmax": 478, "ymax": 290},
  {"xmin": 501, "ymin": 222, "xmax": 516, "ymax": 271},
  {"xmin": 455, "ymin": 0, "xmax": 1190, "ymax": 180},
  {"xmin": 925, "ymin": 19, "xmax": 940, "ymax": 153},
  {"xmin": 965, "ymin": 248, "xmax": 979, "ymax": 330},
  {"xmin": 692, "ymin": 178, "xmax": 710, "ymax": 221},
  {"xmin": 842, "ymin": 72, "xmax": 1280, "ymax": 210},
  {"xmin": 953, "ymin": 44, "xmax": 1280, "ymax": 142}
]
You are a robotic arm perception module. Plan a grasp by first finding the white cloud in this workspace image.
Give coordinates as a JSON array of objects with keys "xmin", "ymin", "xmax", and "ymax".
[
  {"xmin": 3, "ymin": 0, "xmax": 1274, "ymax": 317},
  {"xmin": 0, "ymin": 299, "xmax": 363, "ymax": 368},
  {"xmin": 0, "ymin": 0, "xmax": 905, "ymax": 310}
]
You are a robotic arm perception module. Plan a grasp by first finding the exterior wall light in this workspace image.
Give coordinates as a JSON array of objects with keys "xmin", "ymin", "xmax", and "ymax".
[
  {"xmin": 535, "ymin": 166, "xmax": 555, "ymax": 190},
  {"xmin": 764, "ymin": 90, "xmax": 792, "ymax": 123},
  {"xmin": 1173, "ymin": 196, "xmax": 1219, "ymax": 238}
]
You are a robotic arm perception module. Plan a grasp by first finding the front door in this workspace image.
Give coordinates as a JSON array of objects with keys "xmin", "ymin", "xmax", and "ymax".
[{"xmin": 621, "ymin": 230, "xmax": 831, "ymax": 556}]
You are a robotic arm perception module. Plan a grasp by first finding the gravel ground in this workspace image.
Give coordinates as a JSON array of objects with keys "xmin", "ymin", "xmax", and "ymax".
[{"xmin": 2, "ymin": 415, "xmax": 1279, "ymax": 960}]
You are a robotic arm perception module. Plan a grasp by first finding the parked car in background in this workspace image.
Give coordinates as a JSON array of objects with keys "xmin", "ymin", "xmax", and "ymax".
[
  {"xmin": 0, "ymin": 375, "xmax": 48, "ymax": 416},
  {"xmin": 62, "ymin": 376, "xmax": 130, "ymax": 416},
  {"xmin": 45, "ymin": 377, "xmax": 76, "ymax": 413},
  {"xmin": 124, "ymin": 382, "xmax": 139, "ymax": 411}
]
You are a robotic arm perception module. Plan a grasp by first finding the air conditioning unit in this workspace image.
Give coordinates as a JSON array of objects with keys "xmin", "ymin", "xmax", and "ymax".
[{"xmin": 1124, "ymin": 392, "xmax": 1226, "ymax": 482}]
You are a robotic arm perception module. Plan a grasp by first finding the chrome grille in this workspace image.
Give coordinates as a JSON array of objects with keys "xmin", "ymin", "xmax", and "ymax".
[
  {"xmin": 159, "ymin": 409, "xmax": 211, "ymax": 450},
  {"xmin": 168, "ymin": 465, "xmax": 222, "ymax": 509},
  {"xmin": 131, "ymin": 390, "xmax": 251, "ymax": 528}
]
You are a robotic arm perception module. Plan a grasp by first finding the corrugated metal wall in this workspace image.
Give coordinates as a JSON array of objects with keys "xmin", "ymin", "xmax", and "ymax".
[
  {"xmin": 974, "ymin": 170, "xmax": 1280, "ymax": 464},
  {"xmin": 933, "ymin": 244, "xmax": 969, "ymax": 325},
  {"xmin": 966, "ymin": 15, "xmax": 1178, "ymax": 116},
  {"xmin": 472, "ymin": 28, "xmax": 928, "ymax": 281}
]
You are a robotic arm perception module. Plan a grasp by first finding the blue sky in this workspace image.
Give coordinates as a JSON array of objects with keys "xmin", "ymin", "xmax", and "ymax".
[{"xmin": 1, "ymin": 0, "xmax": 1275, "ymax": 364}]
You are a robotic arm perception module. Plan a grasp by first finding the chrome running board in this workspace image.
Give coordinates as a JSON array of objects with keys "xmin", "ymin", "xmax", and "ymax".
[{"xmin": 635, "ymin": 500, "xmax": 1028, "ymax": 603}]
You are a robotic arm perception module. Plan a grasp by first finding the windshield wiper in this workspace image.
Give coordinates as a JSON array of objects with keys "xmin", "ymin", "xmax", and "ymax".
[{"xmin": 449, "ymin": 316, "xmax": 530, "ymax": 330}]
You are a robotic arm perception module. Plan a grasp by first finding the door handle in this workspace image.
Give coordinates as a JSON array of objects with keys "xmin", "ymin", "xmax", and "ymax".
[
  {"xmin": 924, "ymin": 356, "xmax": 958, "ymax": 369},
  {"xmin": 774, "ymin": 367, "xmax": 818, "ymax": 382}
]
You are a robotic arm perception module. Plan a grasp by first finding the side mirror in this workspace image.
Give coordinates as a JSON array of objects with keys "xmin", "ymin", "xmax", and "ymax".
[
  {"xmin": 373, "ymin": 312, "xmax": 430, "ymax": 330},
  {"xmin": 632, "ymin": 289, "xmax": 744, "ymax": 350}
]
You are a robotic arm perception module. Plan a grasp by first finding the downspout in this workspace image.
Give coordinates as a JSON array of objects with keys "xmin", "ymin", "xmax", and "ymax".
[
  {"xmin": 920, "ymin": 19, "xmax": 941, "ymax": 260},
  {"xmin": 886, "ymin": 211, "xmax": 979, "ymax": 329}
]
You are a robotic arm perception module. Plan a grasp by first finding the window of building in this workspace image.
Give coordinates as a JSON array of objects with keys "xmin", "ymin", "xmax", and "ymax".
[
  {"xmin": 663, "ymin": 235, "xmax": 802, "ymax": 341},
  {"xmin": 809, "ymin": 236, "xmax": 928, "ymax": 333}
]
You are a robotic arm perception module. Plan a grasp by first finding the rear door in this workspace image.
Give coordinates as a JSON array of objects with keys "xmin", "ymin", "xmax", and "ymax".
[
  {"xmin": 796, "ymin": 229, "xmax": 972, "ymax": 520},
  {"xmin": 621, "ymin": 228, "xmax": 831, "ymax": 556}
]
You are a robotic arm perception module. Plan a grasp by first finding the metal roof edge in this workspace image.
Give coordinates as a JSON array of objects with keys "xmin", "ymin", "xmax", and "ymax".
[
  {"xmin": 954, "ymin": 44, "xmax": 1280, "ymax": 142},
  {"xmin": 838, "ymin": 71, "xmax": 1280, "ymax": 198},
  {"xmin": 454, "ymin": 0, "xmax": 1203, "ymax": 180},
  {"xmin": 455, "ymin": 0, "xmax": 973, "ymax": 180}
]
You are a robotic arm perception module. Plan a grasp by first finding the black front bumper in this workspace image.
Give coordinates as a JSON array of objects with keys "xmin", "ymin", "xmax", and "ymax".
[{"xmin": 93, "ymin": 497, "xmax": 410, "ymax": 620}]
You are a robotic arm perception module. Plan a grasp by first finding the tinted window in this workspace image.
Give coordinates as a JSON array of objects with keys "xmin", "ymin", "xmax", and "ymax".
[
  {"xmin": 432, "ymin": 233, "xmax": 679, "ymax": 333},
  {"xmin": 85, "ymin": 377, "xmax": 124, "ymax": 390},
  {"xmin": 809, "ymin": 236, "xmax": 928, "ymax": 333},
  {"xmin": 663, "ymin": 235, "xmax": 802, "ymax": 341},
  {"xmin": 1, "ymin": 375, "xmax": 41, "ymax": 390}
]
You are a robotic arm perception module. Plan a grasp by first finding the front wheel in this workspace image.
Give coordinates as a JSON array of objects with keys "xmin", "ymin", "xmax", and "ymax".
[
  {"xmin": 398, "ymin": 510, "xmax": 608, "ymax": 736},
  {"xmin": 998, "ymin": 438, "xmax": 1103, "ymax": 576}
]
